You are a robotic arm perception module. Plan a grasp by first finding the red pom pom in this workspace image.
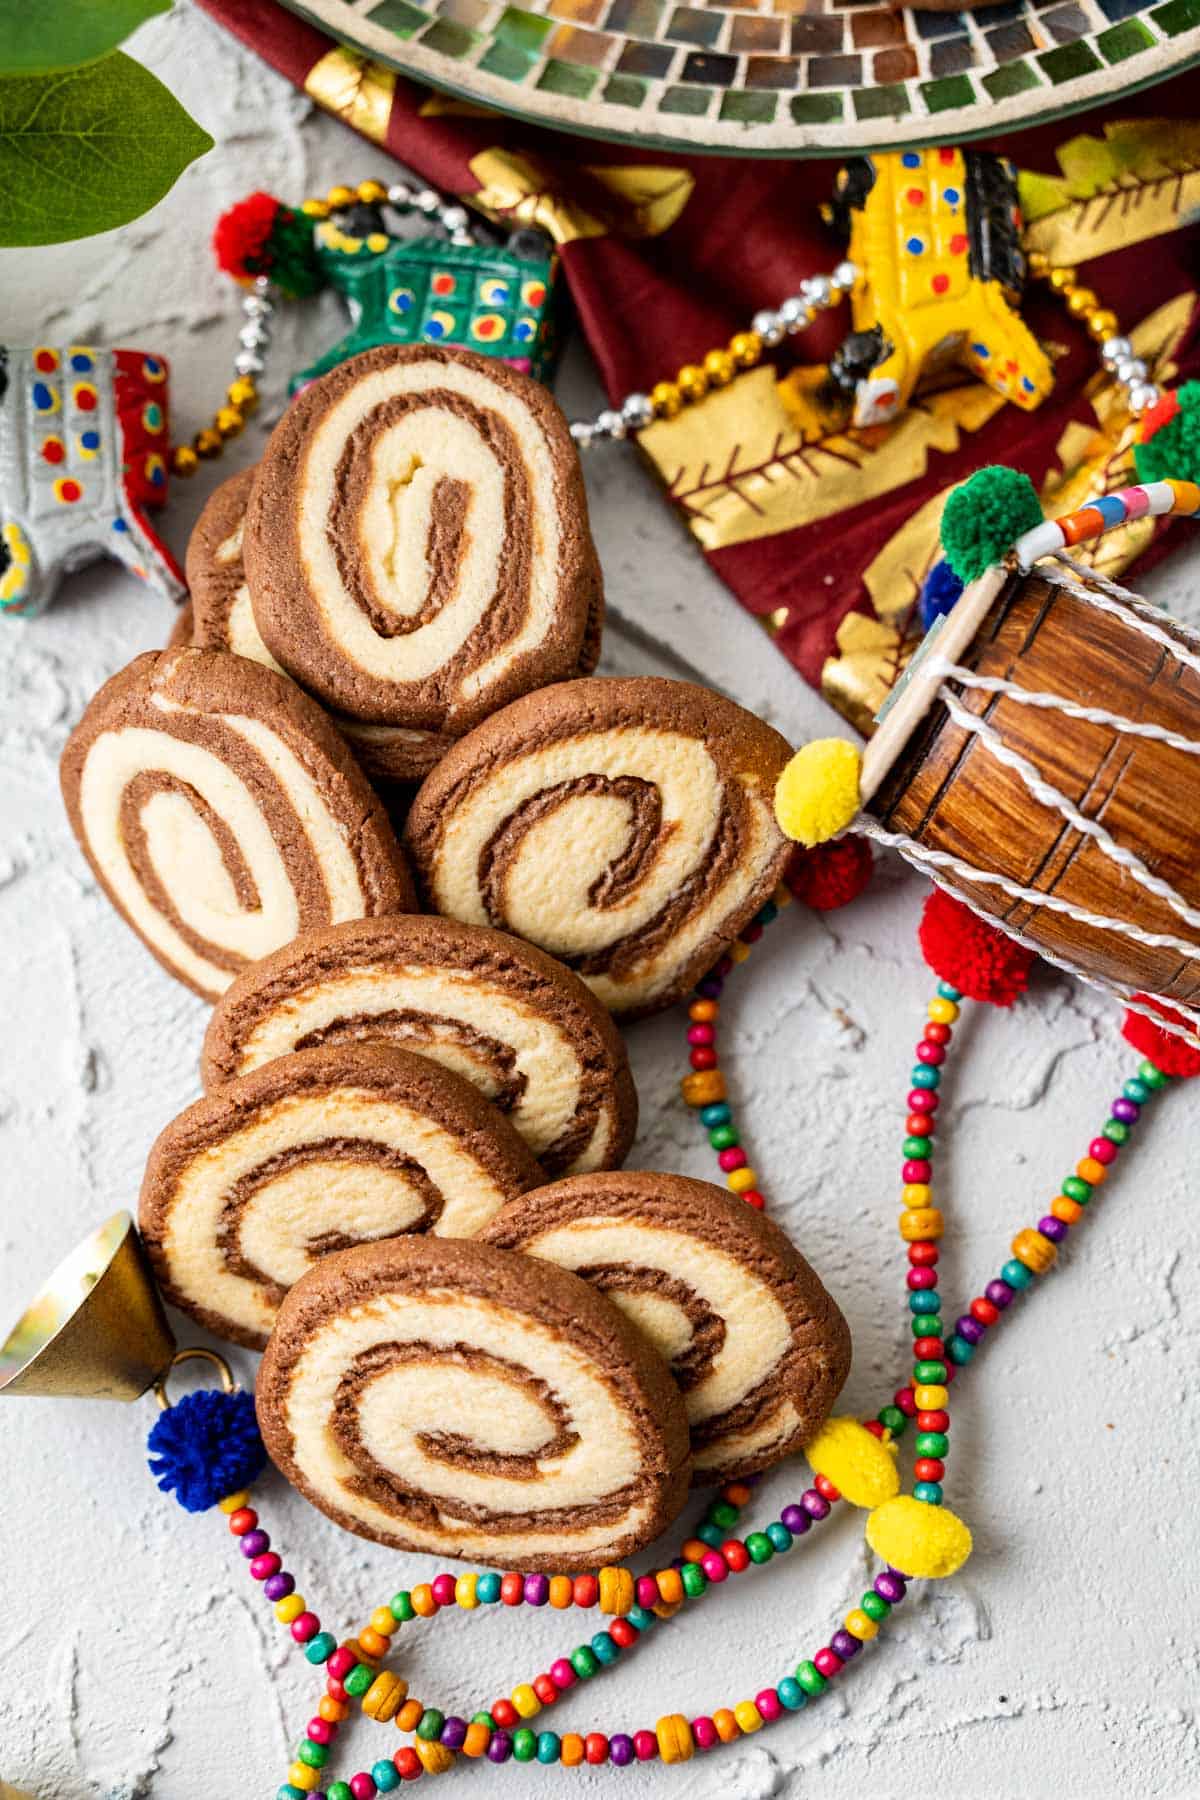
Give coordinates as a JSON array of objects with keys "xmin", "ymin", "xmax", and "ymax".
[
  {"xmin": 1121, "ymin": 996, "xmax": 1200, "ymax": 1078},
  {"xmin": 1137, "ymin": 389, "xmax": 1180, "ymax": 446},
  {"xmin": 786, "ymin": 836, "xmax": 873, "ymax": 911},
  {"xmin": 918, "ymin": 887, "xmax": 1034, "ymax": 1006},
  {"xmin": 213, "ymin": 192, "xmax": 284, "ymax": 280}
]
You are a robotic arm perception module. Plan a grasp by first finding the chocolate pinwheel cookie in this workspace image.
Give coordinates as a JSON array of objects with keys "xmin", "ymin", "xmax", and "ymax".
[
  {"xmin": 480, "ymin": 1171, "xmax": 851, "ymax": 1483},
  {"xmin": 140, "ymin": 1043, "xmax": 540, "ymax": 1349},
  {"xmin": 256, "ymin": 1235, "xmax": 692, "ymax": 1569},
  {"xmin": 242, "ymin": 345, "xmax": 602, "ymax": 740},
  {"xmin": 60, "ymin": 648, "xmax": 414, "ymax": 1000},
  {"xmin": 403, "ymin": 676, "xmax": 793, "ymax": 1015},
  {"xmin": 187, "ymin": 465, "xmax": 288, "ymax": 675},
  {"xmin": 202, "ymin": 915, "xmax": 636, "ymax": 1177},
  {"xmin": 187, "ymin": 466, "xmax": 452, "ymax": 783}
]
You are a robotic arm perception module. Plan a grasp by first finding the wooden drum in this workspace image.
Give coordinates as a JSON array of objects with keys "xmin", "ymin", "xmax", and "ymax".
[{"xmin": 858, "ymin": 555, "xmax": 1200, "ymax": 1034}]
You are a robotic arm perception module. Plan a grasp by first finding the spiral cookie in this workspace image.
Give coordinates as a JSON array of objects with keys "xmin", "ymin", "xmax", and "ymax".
[
  {"xmin": 140, "ymin": 1044, "xmax": 540, "ymax": 1349},
  {"xmin": 60, "ymin": 648, "xmax": 415, "ymax": 1000},
  {"xmin": 201, "ymin": 916, "xmax": 637, "ymax": 1177},
  {"xmin": 404, "ymin": 677, "xmax": 794, "ymax": 1015},
  {"xmin": 480, "ymin": 1171, "xmax": 851, "ymax": 1483},
  {"xmin": 186, "ymin": 467, "xmax": 452, "ymax": 783},
  {"xmin": 243, "ymin": 344, "xmax": 603, "ymax": 739},
  {"xmin": 256, "ymin": 1236, "xmax": 692, "ymax": 1568},
  {"xmin": 187, "ymin": 466, "xmax": 287, "ymax": 675}
]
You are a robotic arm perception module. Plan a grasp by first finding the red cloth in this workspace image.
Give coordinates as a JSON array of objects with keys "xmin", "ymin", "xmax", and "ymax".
[{"xmin": 196, "ymin": 0, "xmax": 1200, "ymax": 695}]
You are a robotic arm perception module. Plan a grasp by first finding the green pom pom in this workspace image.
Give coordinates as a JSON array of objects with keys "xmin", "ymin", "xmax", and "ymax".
[
  {"xmin": 267, "ymin": 209, "xmax": 326, "ymax": 300},
  {"xmin": 940, "ymin": 466, "xmax": 1043, "ymax": 584},
  {"xmin": 1134, "ymin": 383, "xmax": 1200, "ymax": 486}
]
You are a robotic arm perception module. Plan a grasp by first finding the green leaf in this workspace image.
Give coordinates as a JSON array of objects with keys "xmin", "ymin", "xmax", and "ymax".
[
  {"xmin": 0, "ymin": 0, "xmax": 173, "ymax": 76},
  {"xmin": 0, "ymin": 53, "xmax": 212, "ymax": 246}
]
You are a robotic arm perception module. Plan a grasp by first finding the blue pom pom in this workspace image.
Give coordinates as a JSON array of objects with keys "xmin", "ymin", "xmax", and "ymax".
[
  {"xmin": 147, "ymin": 1388, "xmax": 266, "ymax": 1513},
  {"xmin": 919, "ymin": 559, "xmax": 964, "ymax": 631}
]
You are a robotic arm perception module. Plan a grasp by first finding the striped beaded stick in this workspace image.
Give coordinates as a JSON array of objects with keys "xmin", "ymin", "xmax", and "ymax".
[{"xmin": 1012, "ymin": 477, "xmax": 1200, "ymax": 569}]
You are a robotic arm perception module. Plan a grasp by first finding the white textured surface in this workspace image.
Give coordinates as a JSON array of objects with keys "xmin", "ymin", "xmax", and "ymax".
[{"xmin": 1, "ymin": 9, "xmax": 1199, "ymax": 1795}]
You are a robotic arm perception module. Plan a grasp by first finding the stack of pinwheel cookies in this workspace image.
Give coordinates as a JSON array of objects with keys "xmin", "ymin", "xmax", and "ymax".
[{"xmin": 61, "ymin": 342, "xmax": 851, "ymax": 1569}]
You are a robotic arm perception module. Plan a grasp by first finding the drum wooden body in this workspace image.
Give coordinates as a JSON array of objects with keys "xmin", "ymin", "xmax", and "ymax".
[{"xmin": 866, "ymin": 565, "xmax": 1200, "ymax": 1016}]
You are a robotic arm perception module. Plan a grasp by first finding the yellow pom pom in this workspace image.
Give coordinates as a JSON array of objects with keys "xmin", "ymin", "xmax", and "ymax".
[
  {"xmin": 805, "ymin": 1416, "xmax": 900, "ymax": 1508},
  {"xmin": 865, "ymin": 1494, "xmax": 973, "ymax": 1579},
  {"xmin": 774, "ymin": 739, "xmax": 863, "ymax": 847}
]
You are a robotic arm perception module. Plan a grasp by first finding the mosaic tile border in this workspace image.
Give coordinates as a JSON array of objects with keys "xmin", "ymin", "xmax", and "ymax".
[{"xmin": 283, "ymin": 0, "xmax": 1199, "ymax": 153}]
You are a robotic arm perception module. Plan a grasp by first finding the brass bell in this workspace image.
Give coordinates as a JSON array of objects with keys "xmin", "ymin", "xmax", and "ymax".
[{"xmin": 0, "ymin": 1210, "xmax": 175, "ymax": 1401}]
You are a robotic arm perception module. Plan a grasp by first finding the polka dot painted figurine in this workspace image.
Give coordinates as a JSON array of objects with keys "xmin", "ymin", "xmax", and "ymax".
[
  {"xmin": 0, "ymin": 345, "xmax": 185, "ymax": 617},
  {"xmin": 826, "ymin": 149, "xmax": 1054, "ymax": 428},
  {"xmin": 300, "ymin": 219, "xmax": 559, "ymax": 389},
  {"xmin": 213, "ymin": 185, "xmax": 560, "ymax": 394}
]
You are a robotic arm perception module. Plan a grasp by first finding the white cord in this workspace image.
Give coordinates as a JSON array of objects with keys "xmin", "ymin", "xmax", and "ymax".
[
  {"xmin": 1043, "ymin": 557, "xmax": 1200, "ymax": 683},
  {"xmin": 926, "ymin": 658, "xmax": 1200, "ymax": 757},
  {"xmin": 936, "ymin": 686, "xmax": 1200, "ymax": 937},
  {"xmin": 916, "ymin": 873, "xmax": 1200, "ymax": 1053},
  {"xmin": 859, "ymin": 820, "xmax": 1200, "ymax": 962}
]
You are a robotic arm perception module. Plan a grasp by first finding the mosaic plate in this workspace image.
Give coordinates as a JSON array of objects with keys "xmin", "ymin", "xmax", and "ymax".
[{"xmin": 281, "ymin": 0, "xmax": 1200, "ymax": 153}]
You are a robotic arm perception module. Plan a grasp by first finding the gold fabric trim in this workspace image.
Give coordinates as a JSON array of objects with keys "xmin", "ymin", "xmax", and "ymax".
[
  {"xmin": 419, "ymin": 93, "xmax": 502, "ymax": 121},
  {"xmin": 639, "ymin": 364, "xmax": 1007, "ymax": 555},
  {"xmin": 822, "ymin": 613, "xmax": 922, "ymax": 739},
  {"xmin": 305, "ymin": 46, "xmax": 396, "ymax": 145},
  {"xmin": 1019, "ymin": 119, "xmax": 1200, "ymax": 266},
  {"xmin": 468, "ymin": 149, "xmax": 694, "ymax": 245}
]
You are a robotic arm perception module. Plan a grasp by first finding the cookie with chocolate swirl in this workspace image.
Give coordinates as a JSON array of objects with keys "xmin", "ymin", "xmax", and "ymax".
[
  {"xmin": 243, "ymin": 345, "xmax": 603, "ymax": 743},
  {"xmin": 256, "ymin": 1235, "xmax": 692, "ymax": 1569},
  {"xmin": 187, "ymin": 466, "xmax": 454, "ymax": 784},
  {"xmin": 59, "ymin": 647, "xmax": 415, "ymax": 1000},
  {"xmin": 403, "ymin": 676, "xmax": 793, "ymax": 1015},
  {"xmin": 480, "ymin": 1171, "xmax": 851, "ymax": 1484},
  {"xmin": 140, "ymin": 1043, "xmax": 540, "ymax": 1349},
  {"xmin": 201, "ymin": 915, "xmax": 637, "ymax": 1178}
]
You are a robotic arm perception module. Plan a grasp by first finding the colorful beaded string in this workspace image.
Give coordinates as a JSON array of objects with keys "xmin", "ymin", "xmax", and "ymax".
[
  {"xmin": 218, "ymin": 936, "xmax": 1173, "ymax": 1795},
  {"xmin": 678, "ymin": 885, "xmax": 788, "ymax": 1208},
  {"xmin": 254, "ymin": 1058, "xmax": 1165, "ymax": 1794}
]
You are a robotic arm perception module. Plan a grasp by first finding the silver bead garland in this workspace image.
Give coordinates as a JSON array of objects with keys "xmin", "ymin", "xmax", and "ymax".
[
  {"xmin": 1100, "ymin": 336, "xmax": 1160, "ymax": 416},
  {"xmin": 387, "ymin": 181, "xmax": 475, "ymax": 247},
  {"xmin": 233, "ymin": 276, "xmax": 273, "ymax": 379}
]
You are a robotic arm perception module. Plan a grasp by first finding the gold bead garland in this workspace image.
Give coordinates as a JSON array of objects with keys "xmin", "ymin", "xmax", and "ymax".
[
  {"xmin": 1025, "ymin": 249, "xmax": 1161, "ymax": 414},
  {"xmin": 170, "ymin": 376, "xmax": 260, "ymax": 477}
]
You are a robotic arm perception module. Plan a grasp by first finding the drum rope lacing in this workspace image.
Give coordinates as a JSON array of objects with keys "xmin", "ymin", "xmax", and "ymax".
[{"xmin": 854, "ymin": 552, "xmax": 1200, "ymax": 1052}]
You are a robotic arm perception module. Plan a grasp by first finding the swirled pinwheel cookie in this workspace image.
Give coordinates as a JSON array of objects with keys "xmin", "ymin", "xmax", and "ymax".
[
  {"xmin": 242, "ymin": 344, "xmax": 603, "ymax": 740},
  {"xmin": 403, "ymin": 676, "xmax": 794, "ymax": 1015},
  {"xmin": 187, "ymin": 466, "xmax": 287, "ymax": 675},
  {"xmin": 140, "ymin": 1043, "xmax": 540, "ymax": 1350},
  {"xmin": 256, "ymin": 1235, "xmax": 692, "ymax": 1569},
  {"xmin": 480, "ymin": 1171, "xmax": 851, "ymax": 1484},
  {"xmin": 186, "ymin": 467, "xmax": 452, "ymax": 784},
  {"xmin": 201, "ymin": 916, "xmax": 637, "ymax": 1178},
  {"xmin": 59, "ymin": 648, "xmax": 415, "ymax": 1001}
]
